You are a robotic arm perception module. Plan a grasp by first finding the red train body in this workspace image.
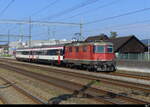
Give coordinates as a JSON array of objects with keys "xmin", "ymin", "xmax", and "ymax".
[
  {"xmin": 15, "ymin": 41, "xmax": 116, "ymax": 72},
  {"xmin": 64, "ymin": 41, "xmax": 116, "ymax": 72}
]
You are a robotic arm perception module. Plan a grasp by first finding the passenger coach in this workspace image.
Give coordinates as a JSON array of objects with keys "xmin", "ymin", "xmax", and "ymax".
[{"xmin": 15, "ymin": 45, "xmax": 64, "ymax": 65}]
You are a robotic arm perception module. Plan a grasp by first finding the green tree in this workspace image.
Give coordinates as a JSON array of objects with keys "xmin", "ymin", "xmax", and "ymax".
[{"xmin": 110, "ymin": 31, "xmax": 118, "ymax": 39}]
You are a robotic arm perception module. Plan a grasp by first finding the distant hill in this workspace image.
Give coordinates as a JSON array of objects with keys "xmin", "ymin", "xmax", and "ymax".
[{"xmin": 141, "ymin": 39, "xmax": 149, "ymax": 46}]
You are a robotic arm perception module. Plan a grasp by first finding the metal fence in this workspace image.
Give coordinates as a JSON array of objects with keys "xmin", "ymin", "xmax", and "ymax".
[{"xmin": 117, "ymin": 53, "xmax": 150, "ymax": 61}]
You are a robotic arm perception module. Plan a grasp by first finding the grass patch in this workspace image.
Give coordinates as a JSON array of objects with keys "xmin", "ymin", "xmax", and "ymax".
[{"xmin": 1, "ymin": 54, "xmax": 12, "ymax": 57}]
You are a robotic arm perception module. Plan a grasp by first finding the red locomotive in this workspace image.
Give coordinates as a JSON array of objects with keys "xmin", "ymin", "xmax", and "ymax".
[
  {"xmin": 64, "ymin": 41, "xmax": 116, "ymax": 72},
  {"xmin": 15, "ymin": 41, "xmax": 116, "ymax": 72}
]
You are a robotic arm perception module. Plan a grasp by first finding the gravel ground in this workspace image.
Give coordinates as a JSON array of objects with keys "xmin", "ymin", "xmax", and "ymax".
[
  {"xmin": 0, "ymin": 76, "xmax": 36, "ymax": 104},
  {"xmin": 2, "ymin": 63, "xmax": 150, "ymax": 103},
  {"xmin": 0, "ymin": 68, "xmax": 102, "ymax": 104}
]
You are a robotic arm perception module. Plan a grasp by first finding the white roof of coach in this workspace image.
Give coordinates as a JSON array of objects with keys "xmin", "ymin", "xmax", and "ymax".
[{"xmin": 16, "ymin": 46, "xmax": 64, "ymax": 52}]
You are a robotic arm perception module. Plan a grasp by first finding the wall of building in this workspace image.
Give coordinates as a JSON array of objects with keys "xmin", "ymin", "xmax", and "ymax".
[
  {"xmin": 9, "ymin": 41, "xmax": 24, "ymax": 55},
  {"xmin": 0, "ymin": 48, "xmax": 4, "ymax": 55},
  {"xmin": 119, "ymin": 37, "xmax": 147, "ymax": 53}
]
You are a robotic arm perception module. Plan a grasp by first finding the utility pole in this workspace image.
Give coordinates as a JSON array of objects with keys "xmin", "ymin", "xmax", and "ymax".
[
  {"xmin": 148, "ymin": 39, "xmax": 150, "ymax": 61},
  {"xmin": 80, "ymin": 23, "xmax": 83, "ymax": 39},
  {"xmin": 52, "ymin": 26, "xmax": 56, "ymax": 39},
  {"xmin": 48, "ymin": 27, "xmax": 51, "ymax": 40},
  {"xmin": 52, "ymin": 31, "xmax": 56, "ymax": 39},
  {"xmin": 29, "ymin": 17, "xmax": 32, "ymax": 48},
  {"xmin": 19, "ymin": 24, "xmax": 23, "ymax": 42},
  {"xmin": 80, "ymin": 17, "xmax": 84, "ymax": 41},
  {"xmin": 8, "ymin": 30, "xmax": 10, "ymax": 55}
]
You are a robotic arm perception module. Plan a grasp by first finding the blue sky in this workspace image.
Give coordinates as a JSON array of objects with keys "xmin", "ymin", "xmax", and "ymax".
[{"xmin": 0, "ymin": 0, "xmax": 150, "ymax": 42}]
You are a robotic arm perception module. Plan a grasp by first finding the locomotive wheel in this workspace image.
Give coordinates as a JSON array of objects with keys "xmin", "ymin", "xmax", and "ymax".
[
  {"xmin": 87, "ymin": 66, "xmax": 95, "ymax": 72},
  {"xmin": 111, "ymin": 66, "xmax": 116, "ymax": 72}
]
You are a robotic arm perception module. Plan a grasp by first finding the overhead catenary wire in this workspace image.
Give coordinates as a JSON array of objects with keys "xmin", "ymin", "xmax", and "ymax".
[
  {"xmin": 60, "ymin": 0, "xmax": 119, "ymax": 21},
  {"xmin": 43, "ymin": 0, "xmax": 101, "ymax": 20},
  {"xmin": 30, "ymin": 0, "xmax": 60, "ymax": 17},
  {"xmin": 84, "ymin": 19, "xmax": 150, "ymax": 33},
  {"xmin": 0, "ymin": 0, "xmax": 15, "ymax": 17},
  {"xmin": 19, "ymin": 0, "xmax": 60, "ymax": 20},
  {"xmin": 85, "ymin": 7, "xmax": 150, "ymax": 25},
  {"xmin": 0, "ymin": 19, "xmax": 81, "ymax": 26}
]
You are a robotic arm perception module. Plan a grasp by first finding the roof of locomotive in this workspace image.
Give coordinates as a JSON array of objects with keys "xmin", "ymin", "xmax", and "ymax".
[{"xmin": 65, "ymin": 41, "xmax": 113, "ymax": 47}]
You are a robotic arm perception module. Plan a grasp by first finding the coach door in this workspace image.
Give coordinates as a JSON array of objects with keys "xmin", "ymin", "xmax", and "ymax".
[
  {"xmin": 57, "ymin": 50, "xmax": 61, "ymax": 65},
  {"xmin": 29, "ymin": 51, "xmax": 32, "ymax": 61}
]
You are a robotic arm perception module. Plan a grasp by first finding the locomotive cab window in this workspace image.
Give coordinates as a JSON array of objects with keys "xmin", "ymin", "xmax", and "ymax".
[
  {"xmin": 107, "ymin": 45, "xmax": 113, "ymax": 53},
  {"xmin": 94, "ymin": 45, "xmax": 105, "ymax": 53}
]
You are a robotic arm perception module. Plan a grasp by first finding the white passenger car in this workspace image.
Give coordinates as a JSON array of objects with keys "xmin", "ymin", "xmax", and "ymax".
[{"xmin": 15, "ymin": 45, "xmax": 64, "ymax": 65}]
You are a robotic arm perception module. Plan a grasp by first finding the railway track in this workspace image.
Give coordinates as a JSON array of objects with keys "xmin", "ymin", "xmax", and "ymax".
[
  {"xmin": 0, "ymin": 96, "xmax": 7, "ymax": 104},
  {"xmin": 0, "ymin": 59, "xmax": 150, "ymax": 93},
  {"xmin": 0, "ymin": 76, "xmax": 46, "ymax": 104},
  {"xmin": 0, "ymin": 62, "xmax": 149, "ymax": 104},
  {"xmin": 1, "ymin": 58, "xmax": 150, "ymax": 80}
]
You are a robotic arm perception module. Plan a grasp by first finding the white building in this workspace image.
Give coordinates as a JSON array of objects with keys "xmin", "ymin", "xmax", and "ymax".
[
  {"xmin": 9, "ymin": 41, "xmax": 25, "ymax": 55},
  {"xmin": 8, "ymin": 39, "xmax": 72, "ymax": 55},
  {"xmin": 0, "ymin": 45, "xmax": 9, "ymax": 55},
  {"xmin": 26, "ymin": 39, "xmax": 72, "ymax": 47}
]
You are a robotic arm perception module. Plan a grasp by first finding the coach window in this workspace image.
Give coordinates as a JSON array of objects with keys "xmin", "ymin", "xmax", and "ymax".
[
  {"xmin": 27, "ymin": 51, "xmax": 30, "ymax": 55},
  {"xmin": 17, "ymin": 51, "xmax": 21, "ymax": 55},
  {"xmin": 47, "ymin": 50, "xmax": 51, "ymax": 55},
  {"xmin": 76, "ymin": 47, "xmax": 79, "ymax": 53},
  {"xmin": 33, "ymin": 51, "xmax": 36, "ymax": 55},
  {"xmin": 43, "ymin": 50, "xmax": 48, "ymax": 55},
  {"xmin": 60, "ymin": 49, "xmax": 63, "ymax": 55},
  {"xmin": 38, "ymin": 51, "xmax": 42, "ymax": 55},
  {"xmin": 22, "ymin": 51, "xmax": 28, "ymax": 55},
  {"xmin": 21, "ymin": 51, "xmax": 24, "ymax": 55},
  {"xmin": 83, "ymin": 46, "xmax": 87, "ymax": 52},
  {"xmin": 29, "ymin": 51, "xmax": 31, "ymax": 55}
]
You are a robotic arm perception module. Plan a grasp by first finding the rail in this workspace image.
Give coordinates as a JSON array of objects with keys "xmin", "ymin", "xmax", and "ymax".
[
  {"xmin": 0, "ymin": 63, "xmax": 149, "ymax": 104},
  {"xmin": 0, "ymin": 76, "xmax": 46, "ymax": 104}
]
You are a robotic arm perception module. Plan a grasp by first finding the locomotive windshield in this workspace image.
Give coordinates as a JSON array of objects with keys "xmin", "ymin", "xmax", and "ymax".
[
  {"xmin": 107, "ymin": 45, "xmax": 113, "ymax": 53},
  {"xmin": 94, "ymin": 46, "xmax": 105, "ymax": 53},
  {"xmin": 94, "ymin": 45, "xmax": 113, "ymax": 53}
]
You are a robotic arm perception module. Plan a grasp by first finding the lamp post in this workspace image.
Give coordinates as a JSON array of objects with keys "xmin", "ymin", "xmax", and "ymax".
[
  {"xmin": 29, "ymin": 17, "xmax": 32, "ymax": 48},
  {"xmin": 8, "ymin": 30, "xmax": 10, "ymax": 55}
]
